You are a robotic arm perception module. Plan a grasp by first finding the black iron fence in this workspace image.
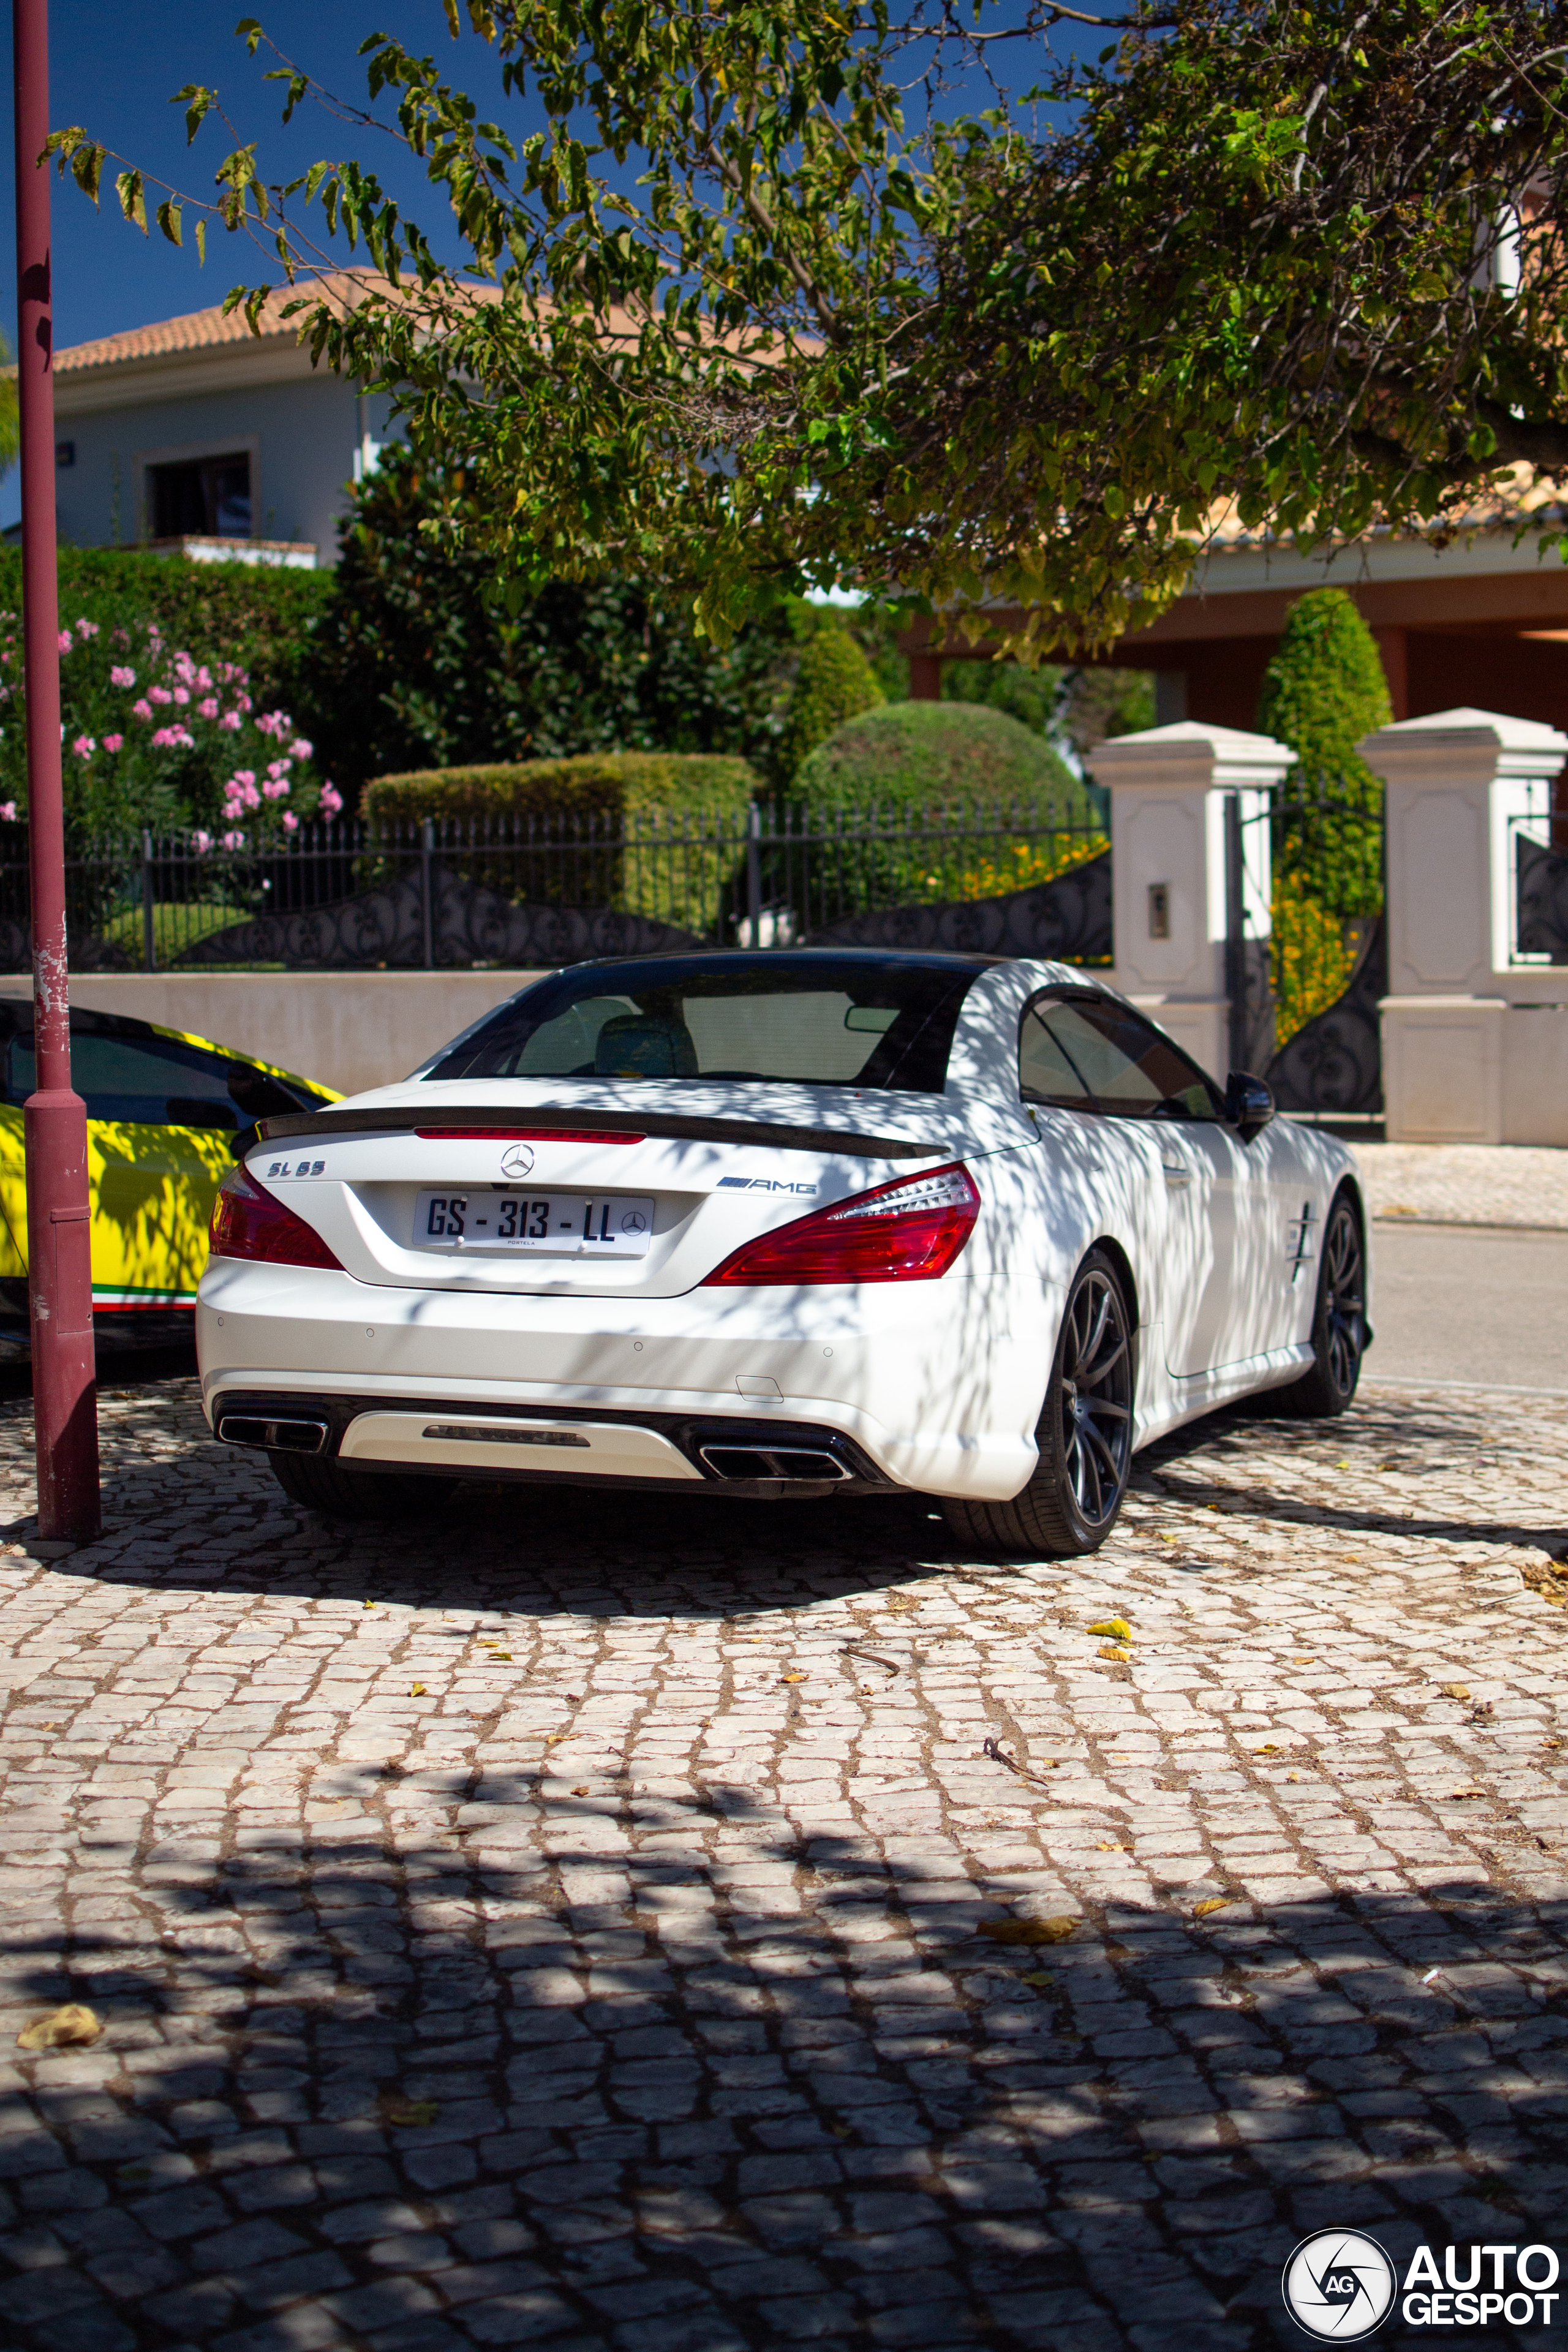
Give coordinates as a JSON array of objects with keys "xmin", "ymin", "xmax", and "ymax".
[
  {"xmin": 0, "ymin": 801, "xmax": 1112, "ymax": 973},
  {"xmin": 1228, "ymin": 774, "xmax": 1386, "ymax": 1118}
]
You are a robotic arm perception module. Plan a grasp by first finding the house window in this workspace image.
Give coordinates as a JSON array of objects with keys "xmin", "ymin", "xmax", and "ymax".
[{"xmin": 147, "ymin": 452, "xmax": 252, "ymax": 540}]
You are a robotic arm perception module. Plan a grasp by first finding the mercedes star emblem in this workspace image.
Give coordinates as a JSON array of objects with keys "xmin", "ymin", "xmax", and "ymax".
[{"xmin": 500, "ymin": 1143, "xmax": 536, "ymax": 1178}]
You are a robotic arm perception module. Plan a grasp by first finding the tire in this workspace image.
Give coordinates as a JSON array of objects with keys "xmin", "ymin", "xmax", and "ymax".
[
  {"xmin": 943, "ymin": 1246, "xmax": 1134, "ymax": 1558},
  {"xmin": 1267, "ymin": 1188, "xmax": 1366, "ymax": 1419},
  {"xmin": 268, "ymin": 1448, "xmax": 459, "ymax": 1521}
]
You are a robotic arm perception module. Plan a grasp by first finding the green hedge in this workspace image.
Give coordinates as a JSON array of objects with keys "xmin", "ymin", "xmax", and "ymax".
[
  {"xmin": 788, "ymin": 700, "xmax": 1102, "ymax": 914},
  {"xmin": 363, "ymin": 752, "xmax": 761, "ymax": 933}
]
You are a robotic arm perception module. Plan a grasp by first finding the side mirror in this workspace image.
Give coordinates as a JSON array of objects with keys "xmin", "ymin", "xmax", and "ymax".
[{"xmin": 1225, "ymin": 1071, "xmax": 1275, "ymax": 1142}]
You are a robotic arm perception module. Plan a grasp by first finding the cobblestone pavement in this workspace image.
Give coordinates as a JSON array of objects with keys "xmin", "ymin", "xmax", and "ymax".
[
  {"xmin": 2, "ymin": 1380, "xmax": 1568, "ymax": 2352},
  {"xmin": 1352, "ymin": 1144, "xmax": 1568, "ymax": 1231}
]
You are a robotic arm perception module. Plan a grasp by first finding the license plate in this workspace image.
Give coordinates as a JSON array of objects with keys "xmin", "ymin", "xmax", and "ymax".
[{"xmin": 415, "ymin": 1191, "xmax": 655, "ymax": 1257}]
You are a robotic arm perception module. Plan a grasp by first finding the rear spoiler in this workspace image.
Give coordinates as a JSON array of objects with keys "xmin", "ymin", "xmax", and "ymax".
[{"xmin": 238, "ymin": 1104, "xmax": 942, "ymax": 1161}]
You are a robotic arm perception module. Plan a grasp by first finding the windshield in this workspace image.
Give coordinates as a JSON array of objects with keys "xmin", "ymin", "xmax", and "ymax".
[{"xmin": 424, "ymin": 954, "xmax": 982, "ymax": 1094}]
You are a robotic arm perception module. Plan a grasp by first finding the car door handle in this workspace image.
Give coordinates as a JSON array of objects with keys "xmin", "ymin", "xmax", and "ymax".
[{"xmin": 1161, "ymin": 1162, "xmax": 1193, "ymax": 1189}]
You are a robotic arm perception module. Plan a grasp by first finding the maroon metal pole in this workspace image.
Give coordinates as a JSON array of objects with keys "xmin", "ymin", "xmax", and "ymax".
[{"xmin": 13, "ymin": 0, "xmax": 100, "ymax": 1541}]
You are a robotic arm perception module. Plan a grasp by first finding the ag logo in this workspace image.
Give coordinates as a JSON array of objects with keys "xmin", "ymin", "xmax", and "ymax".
[
  {"xmin": 500, "ymin": 1144, "xmax": 535, "ymax": 1178},
  {"xmin": 1283, "ymin": 2231, "xmax": 1396, "ymax": 2340}
]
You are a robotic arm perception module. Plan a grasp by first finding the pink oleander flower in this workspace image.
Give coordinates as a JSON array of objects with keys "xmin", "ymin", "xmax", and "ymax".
[
  {"xmin": 281, "ymin": 810, "xmax": 299, "ymax": 833},
  {"xmin": 173, "ymin": 687, "xmax": 190, "ymax": 706},
  {"xmin": 132, "ymin": 698, "xmax": 153, "ymax": 721},
  {"xmin": 102, "ymin": 733, "xmax": 124, "ymax": 753},
  {"xmin": 191, "ymin": 829, "xmax": 214, "ymax": 853},
  {"xmin": 151, "ymin": 725, "xmax": 195, "ymax": 750},
  {"xmin": 262, "ymin": 776, "xmax": 291, "ymax": 801},
  {"xmin": 112, "ymin": 628, "xmax": 130, "ymax": 648},
  {"xmin": 56, "ymin": 631, "xmax": 73, "ymax": 654},
  {"xmin": 0, "ymin": 803, "xmax": 16, "ymax": 821},
  {"xmin": 110, "ymin": 665, "xmax": 136, "ymax": 689},
  {"xmin": 266, "ymin": 758, "xmax": 293, "ymax": 780},
  {"xmin": 318, "ymin": 782, "xmax": 343, "ymax": 815},
  {"xmin": 221, "ymin": 830, "xmax": 246, "ymax": 850},
  {"xmin": 75, "ymin": 619, "xmax": 99, "ymax": 638},
  {"xmin": 289, "ymin": 737, "xmax": 314, "ymax": 760},
  {"xmin": 219, "ymin": 710, "xmax": 242, "ymax": 731},
  {"xmin": 148, "ymin": 685, "xmax": 172, "ymax": 705},
  {"xmin": 255, "ymin": 709, "xmax": 292, "ymax": 739},
  {"xmin": 71, "ymin": 734, "xmax": 95, "ymax": 760},
  {"xmin": 175, "ymin": 654, "xmax": 196, "ymax": 682},
  {"xmin": 228, "ymin": 769, "xmax": 257, "ymax": 790},
  {"xmin": 239, "ymin": 780, "xmax": 262, "ymax": 810},
  {"xmin": 236, "ymin": 691, "xmax": 253, "ymax": 714},
  {"xmin": 197, "ymin": 697, "xmax": 219, "ymax": 720},
  {"xmin": 196, "ymin": 665, "xmax": 213, "ymax": 688}
]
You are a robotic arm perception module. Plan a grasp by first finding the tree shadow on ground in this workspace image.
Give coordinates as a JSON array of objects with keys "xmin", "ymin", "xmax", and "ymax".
[{"xmin": 2, "ymin": 1798, "xmax": 1565, "ymax": 2352}]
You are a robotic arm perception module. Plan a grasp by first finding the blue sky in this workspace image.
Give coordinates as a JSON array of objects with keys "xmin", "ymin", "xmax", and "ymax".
[{"xmin": 0, "ymin": 1, "xmax": 1109, "ymax": 531}]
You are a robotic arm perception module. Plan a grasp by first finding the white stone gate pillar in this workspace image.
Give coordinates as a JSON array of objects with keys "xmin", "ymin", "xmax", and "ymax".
[
  {"xmin": 1360, "ymin": 708, "xmax": 1568, "ymax": 1144},
  {"xmin": 1087, "ymin": 722, "xmax": 1295, "ymax": 1080}
]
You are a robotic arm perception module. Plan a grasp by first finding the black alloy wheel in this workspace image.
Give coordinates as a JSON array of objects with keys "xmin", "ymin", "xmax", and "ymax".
[
  {"xmin": 1270, "ymin": 1188, "xmax": 1367, "ymax": 1419},
  {"xmin": 943, "ymin": 1247, "xmax": 1134, "ymax": 1558},
  {"xmin": 1054, "ymin": 1259, "xmax": 1136, "ymax": 1534}
]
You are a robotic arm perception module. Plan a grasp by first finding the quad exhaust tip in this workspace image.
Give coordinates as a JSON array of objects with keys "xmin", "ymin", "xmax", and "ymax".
[
  {"xmin": 699, "ymin": 1444, "xmax": 850, "ymax": 1483},
  {"xmin": 217, "ymin": 1414, "xmax": 329, "ymax": 1455}
]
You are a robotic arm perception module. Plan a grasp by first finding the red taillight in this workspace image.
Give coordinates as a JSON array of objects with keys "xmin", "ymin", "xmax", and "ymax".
[
  {"xmin": 704, "ymin": 1163, "xmax": 980, "ymax": 1286},
  {"xmin": 209, "ymin": 1164, "xmax": 343, "ymax": 1270}
]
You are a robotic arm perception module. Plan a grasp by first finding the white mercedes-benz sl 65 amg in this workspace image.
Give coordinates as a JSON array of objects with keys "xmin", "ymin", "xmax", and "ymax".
[{"xmin": 197, "ymin": 949, "xmax": 1368, "ymax": 1556}]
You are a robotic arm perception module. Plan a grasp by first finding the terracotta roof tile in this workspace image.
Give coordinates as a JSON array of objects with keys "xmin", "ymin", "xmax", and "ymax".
[{"xmin": 53, "ymin": 270, "xmax": 407, "ymax": 376}]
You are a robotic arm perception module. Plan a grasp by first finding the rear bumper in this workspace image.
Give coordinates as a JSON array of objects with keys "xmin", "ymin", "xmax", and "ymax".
[
  {"xmin": 197, "ymin": 1257, "xmax": 1049, "ymax": 1501},
  {"xmin": 209, "ymin": 1387, "xmax": 889, "ymax": 1499}
]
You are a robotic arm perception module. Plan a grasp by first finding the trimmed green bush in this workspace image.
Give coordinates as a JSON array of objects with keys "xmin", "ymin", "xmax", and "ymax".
[
  {"xmin": 777, "ymin": 625, "xmax": 884, "ymax": 780},
  {"xmin": 363, "ymin": 751, "xmax": 757, "ymax": 828},
  {"xmin": 788, "ymin": 700, "xmax": 1102, "ymax": 916},
  {"xmin": 363, "ymin": 752, "xmax": 761, "ymax": 933},
  {"xmin": 1257, "ymin": 587, "xmax": 1392, "ymax": 781}
]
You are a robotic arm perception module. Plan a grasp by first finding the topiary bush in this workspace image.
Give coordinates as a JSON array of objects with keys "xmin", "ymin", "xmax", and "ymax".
[
  {"xmin": 788, "ymin": 700, "xmax": 1103, "ymax": 918},
  {"xmin": 363, "ymin": 752, "xmax": 761, "ymax": 933},
  {"xmin": 1256, "ymin": 587, "xmax": 1391, "ymax": 1042},
  {"xmin": 777, "ymin": 624, "xmax": 884, "ymax": 780}
]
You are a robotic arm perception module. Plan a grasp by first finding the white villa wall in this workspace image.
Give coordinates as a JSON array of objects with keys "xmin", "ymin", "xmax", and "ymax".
[{"xmin": 53, "ymin": 376, "xmax": 399, "ymax": 565}]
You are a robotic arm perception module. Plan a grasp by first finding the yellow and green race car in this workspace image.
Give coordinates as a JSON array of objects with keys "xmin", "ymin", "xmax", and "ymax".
[{"xmin": 0, "ymin": 998, "xmax": 337, "ymax": 1319}]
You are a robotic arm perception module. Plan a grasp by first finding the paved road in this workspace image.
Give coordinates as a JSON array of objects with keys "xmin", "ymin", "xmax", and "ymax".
[
  {"xmin": 1368, "ymin": 1223, "xmax": 1568, "ymax": 1394},
  {"xmin": 0, "ymin": 1379, "xmax": 1566, "ymax": 2350}
]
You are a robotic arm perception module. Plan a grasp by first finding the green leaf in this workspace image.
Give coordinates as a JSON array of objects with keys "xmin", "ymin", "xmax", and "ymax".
[
  {"xmin": 115, "ymin": 169, "xmax": 148, "ymax": 235},
  {"xmin": 156, "ymin": 197, "xmax": 182, "ymax": 247}
]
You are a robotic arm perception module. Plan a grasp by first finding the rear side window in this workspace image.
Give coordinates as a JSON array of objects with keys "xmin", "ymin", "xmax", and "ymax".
[
  {"xmin": 6, "ymin": 1024, "xmax": 330, "ymax": 1129},
  {"xmin": 428, "ymin": 955, "xmax": 982, "ymax": 1094},
  {"xmin": 1020, "ymin": 993, "xmax": 1223, "ymax": 1120}
]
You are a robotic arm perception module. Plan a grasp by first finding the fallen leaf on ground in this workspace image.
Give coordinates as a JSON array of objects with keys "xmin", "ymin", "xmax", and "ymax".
[
  {"xmin": 363, "ymin": 1600, "xmax": 377, "ymax": 1610},
  {"xmin": 1447, "ymin": 1788, "xmax": 1487, "ymax": 1800},
  {"xmin": 571, "ymin": 1785, "xmax": 591, "ymax": 1796},
  {"xmin": 383, "ymin": 2098, "xmax": 440, "ymax": 2128},
  {"xmin": 486, "ymin": 1651, "xmax": 512, "ymax": 1662},
  {"xmin": 1096, "ymin": 1841, "xmax": 1129, "ymax": 1852},
  {"xmin": 1193, "ymin": 1898, "xmax": 1233, "ymax": 1918},
  {"xmin": 782, "ymin": 1673, "xmax": 807, "ymax": 1684},
  {"xmin": 18, "ymin": 2003, "xmax": 102, "ymax": 2051},
  {"xmin": 1087, "ymin": 1618, "xmax": 1132, "ymax": 1640},
  {"xmin": 1018, "ymin": 1969, "xmax": 1055, "ymax": 1986},
  {"xmin": 1293, "ymin": 1657, "xmax": 1316, "ymax": 1665},
  {"xmin": 1099, "ymin": 1645, "xmax": 1131, "ymax": 1662},
  {"xmin": 1253, "ymin": 1743, "xmax": 1281, "ymax": 1755},
  {"xmin": 410, "ymin": 1683, "xmax": 426, "ymax": 1696},
  {"xmin": 980, "ymin": 1915, "xmax": 1079, "ymax": 1947},
  {"xmin": 1442, "ymin": 1684, "xmax": 1471, "ymax": 1700}
]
